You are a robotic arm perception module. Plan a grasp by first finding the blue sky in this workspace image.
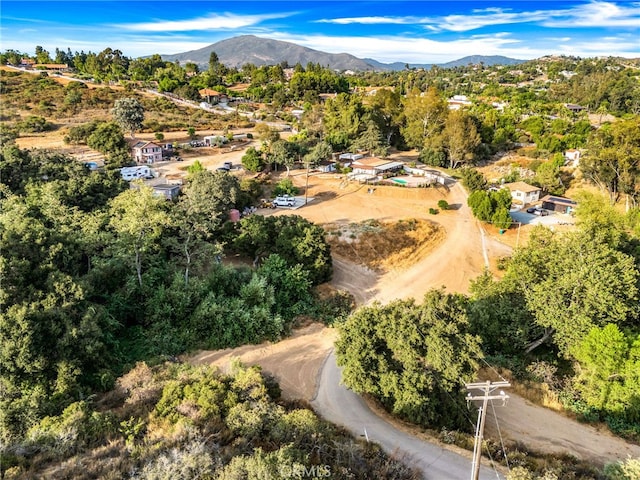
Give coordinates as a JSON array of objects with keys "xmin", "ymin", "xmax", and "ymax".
[{"xmin": 1, "ymin": 1, "xmax": 639, "ymax": 63}]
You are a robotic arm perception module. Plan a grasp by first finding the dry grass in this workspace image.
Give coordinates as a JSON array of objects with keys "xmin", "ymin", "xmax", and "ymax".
[
  {"xmin": 478, "ymin": 366, "xmax": 565, "ymax": 412},
  {"xmin": 326, "ymin": 219, "xmax": 444, "ymax": 272}
]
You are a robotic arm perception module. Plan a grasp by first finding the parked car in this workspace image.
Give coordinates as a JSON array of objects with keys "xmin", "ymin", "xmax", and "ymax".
[
  {"xmin": 273, "ymin": 194, "xmax": 295, "ymax": 207},
  {"xmin": 526, "ymin": 207, "xmax": 549, "ymax": 216}
]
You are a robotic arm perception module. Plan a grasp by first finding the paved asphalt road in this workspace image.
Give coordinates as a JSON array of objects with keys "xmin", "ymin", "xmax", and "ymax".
[{"xmin": 312, "ymin": 351, "xmax": 504, "ymax": 480}]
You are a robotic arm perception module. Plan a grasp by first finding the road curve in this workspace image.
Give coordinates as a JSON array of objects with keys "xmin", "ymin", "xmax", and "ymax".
[{"xmin": 312, "ymin": 351, "xmax": 503, "ymax": 480}]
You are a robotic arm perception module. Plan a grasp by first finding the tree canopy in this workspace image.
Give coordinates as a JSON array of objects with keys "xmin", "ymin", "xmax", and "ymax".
[
  {"xmin": 111, "ymin": 97, "xmax": 144, "ymax": 138},
  {"xmin": 336, "ymin": 290, "xmax": 482, "ymax": 430}
]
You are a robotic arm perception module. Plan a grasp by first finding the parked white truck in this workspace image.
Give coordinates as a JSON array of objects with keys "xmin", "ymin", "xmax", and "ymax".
[{"xmin": 120, "ymin": 165, "xmax": 154, "ymax": 181}]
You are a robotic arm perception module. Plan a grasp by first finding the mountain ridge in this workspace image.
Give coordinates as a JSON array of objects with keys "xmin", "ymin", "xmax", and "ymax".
[{"xmin": 160, "ymin": 35, "xmax": 525, "ymax": 71}]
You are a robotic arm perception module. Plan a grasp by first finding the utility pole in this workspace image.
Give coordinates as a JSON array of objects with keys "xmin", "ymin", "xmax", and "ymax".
[
  {"xmin": 305, "ymin": 160, "xmax": 310, "ymax": 205},
  {"xmin": 466, "ymin": 380, "xmax": 510, "ymax": 480}
]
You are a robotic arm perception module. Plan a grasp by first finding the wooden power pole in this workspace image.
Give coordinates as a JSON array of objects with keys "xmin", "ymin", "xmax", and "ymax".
[{"xmin": 466, "ymin": 380, "xmax": 510, "ymax": 480}]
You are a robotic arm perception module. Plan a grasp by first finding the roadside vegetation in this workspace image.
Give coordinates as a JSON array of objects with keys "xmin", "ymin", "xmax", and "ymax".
[
  {"xmin": 2, "ymin": 362, "xmax": 418, "ymax": 479},
  {"xmin": 1, "ymin": 47, "xmax": 640, "ymax": 478}
]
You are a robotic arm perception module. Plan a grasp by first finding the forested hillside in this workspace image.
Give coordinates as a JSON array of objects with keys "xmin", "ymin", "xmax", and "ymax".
[{"xmin": 0, "ymin": 143, "xmax": 350, "ymax": 459}]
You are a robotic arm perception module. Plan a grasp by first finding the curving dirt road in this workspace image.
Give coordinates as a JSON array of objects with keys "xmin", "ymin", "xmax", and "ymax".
[{"xmin": 312, "ymin": 350, "xmax": 503, "ymax": 480}]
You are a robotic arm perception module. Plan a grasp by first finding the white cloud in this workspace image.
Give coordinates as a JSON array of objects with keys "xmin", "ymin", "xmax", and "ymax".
[
  {"xmin": 114, "ymin": 12, "xmax": 294, "ymax": 32},
  {"xmin": 543, "ymin": 1, "xmax": 640, "ymax": 28},
  {"xmin": 435, "ymin": 9, "xmax": 549, "ymax": 32},
  {"xmin": 315, "ymin": 2, "xmax": 640, "ymax": 32},
  {"xmin": 270, "ymin": 31, "xmax": 639, "ymax": 63},
  {"xmin": 316, "ymin": 16, "xmax": 422, "ymax": 25},
  {"xmin": 269, "ymin": 32, "xmax": 539, "ymax": 63},
  {"xmin": 315, "ymin": 8, "xmax": 548, "ymax": 32},
  {"xmin": 551, "ymin": 38, "xmax": 640, "ymax": 57}
]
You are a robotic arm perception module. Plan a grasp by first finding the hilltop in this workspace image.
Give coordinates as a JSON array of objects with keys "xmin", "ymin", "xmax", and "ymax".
[
  {"xmin": 161, "ymin": 34, "xmax": 375, "ymax": 71},
  {"xmin": 160, "ymin": 34, "xmax": 524, "ymax": 71}
]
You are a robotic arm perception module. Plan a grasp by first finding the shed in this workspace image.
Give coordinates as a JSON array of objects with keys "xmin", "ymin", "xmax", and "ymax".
[
  {"xmin": 229, "ymin": 209, "xmax": 241, "ymax": 222},
  {"xmin": 152, "ymin": 184, "xmax": 181, "ymax": 201},
  {"xmin": 564, "ymin": 149, "xmax": 581, "ymax": 167},
  {"xmin": 315, "ymin": 160, "xmax": 336, "ymax": 173},
  {"xmin": 204, "ymin": 135, "xmax": 228, "ymax": 146},
  {"xmin": 541, "ymin": 195, "xmax": 577, "ymax": 214}
]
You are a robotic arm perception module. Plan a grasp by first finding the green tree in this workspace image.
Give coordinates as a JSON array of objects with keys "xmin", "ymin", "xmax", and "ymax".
[
  {"xmin": 112, "ymin": 97, "xmax": 144, "ymax": 138},
  {"xmin": 170, "ymin": 170, "xmax": 238, "ymax": 284},
  {"xmin": 269, "ymin": 139, "xmax": 295, "ymax": 175},
  {"xmin": 573, "ymin": 325, "xmax": 631, "ymax": 411},
  {"xmin": 461, "ymin": 168, "xmax": 488, "ymax": 192},
  {"xmin": 86, "ymin": 122, "xmax": 128, "ymax": 158},
  {"xmin": 351, "ymin": 118, "xmax": 389, "ymax": 157},
  {"xmin": 108, "ymin": 187, "xmax": 170, "ymax": 287},
  {"xmin": 582, "ymin": 118, "xmax": 640, "ymax": 207},
  {"xmin": 303, "ymin": 141, "xmax": 332, "ymax": 168},
  {"xmin": 336, "ymin": 290, "xmax": 482, "ymax": 429},
  {"xmin": 241, "ymin": 146, "xmax": 263, "ymax": 172},
  {"xmin": 35, "ymin": 45, "xmax": 52, "ymax": 64},
  {"xmin": 257, "ymin": 254, "xmax": 313, "ymax": 322},
  {"xmin": 467, "ymin": 190, "xmax": 493, "ymax": 222},
  {"xmin": 0, "ymin": 191, "xmax": 117, "ymax": 439},
  {"xmin": 63, "ymin": 88, "xmax": 83, "ymax": 114},
  {"xmin": 504, "ymin": 228, "xmax": 639, "ymax": 356},
  {"xmin": 231, "ymin": 215, "xmax": 332, "ymax": 285},
  {"xmin": 186, "ymin": 159, "xmax": 205, "ymax": 177},
  {"xmin": 444, "ymin": 110, "xmax": 481, "ymax": 169},
  {"xmin": 534, "ymin": 160, "xmax": 562, "ymax": 194},
  {"xmin": 492, "ymin": 206, "xmax": 512, "ymax": 230},
  {"xmin": 401, "ymin": 87, "xmax": 447, "ymax": 150},
  {"xmin": 468, "ymin": 270, "xmax": 538, "ymax": 356},
  {"xmin": 322, "ymin": 93, "xmax": 364, "ymax": 150},
  {"xmin": 367, "ymin": 88, "xmax": 403, "ymax": 147}
]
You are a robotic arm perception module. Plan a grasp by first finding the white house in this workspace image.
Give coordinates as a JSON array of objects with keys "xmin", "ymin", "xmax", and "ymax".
[
  {"xmin": 502, "ymin": 181, "xmax": 542, "ymax": 206},
  {"xmin": 351, "ymin": 157, "xmax": 403, "ymax": 176},
  {"xmin": 132, "ymin": 141, "xmax": 162, "ymax": 164}
]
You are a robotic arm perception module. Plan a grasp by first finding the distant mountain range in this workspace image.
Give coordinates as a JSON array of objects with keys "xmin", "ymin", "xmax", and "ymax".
[{"xmin": 160, "ymin": 35, "xmax": 525, "ymax": 72}]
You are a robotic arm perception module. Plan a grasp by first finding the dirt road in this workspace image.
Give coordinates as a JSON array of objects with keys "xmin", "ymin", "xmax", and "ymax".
[
  {"xmin": 282, "ymin": 170, "xmax": 511, "ymax": 303},
  {"xmin": 191, "ymin": 170, "xmax": 639, "ymax": 474},
  {"xmin": 313, "ymin": 351, "xmax": 502, "ymax": 480}
]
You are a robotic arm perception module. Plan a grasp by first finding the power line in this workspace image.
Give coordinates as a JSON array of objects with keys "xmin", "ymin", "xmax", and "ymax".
[{"xmin": 491, "ymin": 399, "xmax": 510, "ymax": 472}]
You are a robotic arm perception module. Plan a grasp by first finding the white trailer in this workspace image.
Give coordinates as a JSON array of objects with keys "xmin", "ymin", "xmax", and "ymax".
[{"xmin": 120, "ymin": 165, "xmax": 153, "ymax": 181}]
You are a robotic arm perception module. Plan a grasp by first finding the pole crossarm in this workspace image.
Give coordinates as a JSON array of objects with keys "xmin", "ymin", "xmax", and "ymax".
[{"xmin": 465, "ymin": 380, "xmax": 511, "ymax": 480}]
